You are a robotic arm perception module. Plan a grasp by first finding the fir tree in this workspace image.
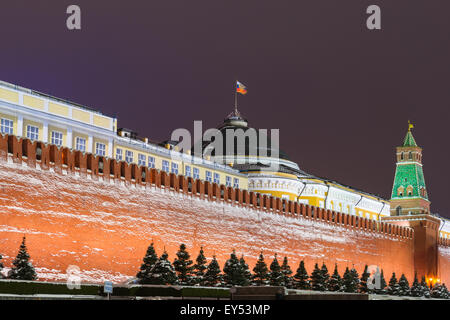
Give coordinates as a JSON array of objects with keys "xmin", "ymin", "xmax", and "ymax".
[
  {"xmin": 342, "ymin": 267, "xmax": 358, "ymax": 293},
  {"xmin": 203, "ymin": 256, "xmax": 222, "ymax": 287},
  {"xmin": 441, "ymin": 283, "xmax": 449, "ymax": 299},
  {"xmin": 420, "ymin": 276, "xmax": 431, "ymax": 298},
  {"xmin": 10, "ymin": 236, "xmax": 37, "ymax": 281},
  {"xmin": 359, "ymin": 265, "xmax": 370, "ymax": 293},
  {"xmin": 192, "ymin": 247, "xmax": 208, "ymax": 285},
  {"xmin": 252, "ymin": 251, "xmax": 269, "ymax": 286},
  {"xmin": 293, "ymin": 260, "xmax": 310, "ymax": 290},
  {"xmin": 280, "ymin": 257, "xmax": 293, "ymax": 288},
  {"xmin": 223, "ymin": 250, "xmax": 243, "ymax": 286},
  {"xmin": 398, "ymin": 273, "xmax": 410, "ymax": 296},
  {"xmin": 387, "ymin": 272, "xmax": 401, "ymax": 296},
  {"xmin": 431, "ymin": 283, "xmax": 444, "ymax": 299},
  {"xmin": 173, "ymin": 243, "xmax": 193, "ymax": 285},
  {"xmin": 269, "ymin": 254, "xmax": 283, "ymax": 286},
  {"xmin": 148, "ymin": 251, "xmax": 178, "ymax": 285},
  {"xmin": 310, "ymin": 263, "xmax": 326, "ymax": 291},
  {"xmin": 328, "ymin": 264, "xmax": 342, "ymax": 292},
  {"xmin": 136, "ymin": 242, "xmax": 158, "ymax": 284},
  {"xmin": 410, "ymin": 272, "xmax": 421, "ymax": 297},
  {"xmin": 239, "ymin": 255, "xmax": 252, "ymax": 286},
  {"xmin": 320, "ymin": 262, "xmax": 330, "ymax": 290}
]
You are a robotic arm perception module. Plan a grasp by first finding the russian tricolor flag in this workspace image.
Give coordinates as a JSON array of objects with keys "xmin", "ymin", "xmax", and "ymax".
[{"xmin": 236, "ymin": 81, "xmax": 247, "ymax": 95}]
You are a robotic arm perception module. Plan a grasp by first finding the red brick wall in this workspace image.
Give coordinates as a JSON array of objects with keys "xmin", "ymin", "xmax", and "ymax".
[{"xmin": 0, "ymin": 135, "xmax": 419, "ymax": 284}]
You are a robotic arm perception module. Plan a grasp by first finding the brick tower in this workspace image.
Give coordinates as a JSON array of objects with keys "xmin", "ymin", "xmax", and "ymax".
[
  {"xmin": 390, "ymin": 121, "xmax": 430, "ymax": 216},
  {"xmin": 383, "ymin": 122, "xmax": 440, "ymax": 283}
]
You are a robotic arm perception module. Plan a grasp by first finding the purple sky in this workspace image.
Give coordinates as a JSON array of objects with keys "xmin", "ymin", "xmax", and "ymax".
[{"xmin": 1, "ymin": 1, "xmax": 449, "ymax": 217}]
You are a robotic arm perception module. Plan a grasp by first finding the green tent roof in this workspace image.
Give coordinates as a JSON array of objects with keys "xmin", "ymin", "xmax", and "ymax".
[{"xmin": 402, "ymin": 130, "xmax": 418, "ymax": 147}]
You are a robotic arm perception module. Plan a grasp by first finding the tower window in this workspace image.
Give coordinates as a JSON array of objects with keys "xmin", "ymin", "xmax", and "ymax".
[
  {"xmin": 409, "ymin": 152, "xmax": 412, "ymax": 160},
  {"xmin": 401, "ymin": 152, "xmax": 404, "ymax": 160}
]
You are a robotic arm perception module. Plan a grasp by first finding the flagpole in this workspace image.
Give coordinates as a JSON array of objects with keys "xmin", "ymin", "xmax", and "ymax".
[{"xmin": 234, "ymin": 80, "xmax": 238, "ymax": 116}]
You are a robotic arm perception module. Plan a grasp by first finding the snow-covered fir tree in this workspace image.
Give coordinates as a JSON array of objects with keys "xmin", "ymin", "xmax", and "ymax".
[
  {"xmin": 136, "ymin": 242, "xmax": 158, "ymax": 284},
  {"xmin": 431, "ymin": 283, "xmax": 445, "ymax": 299},
  {"xmin": 239, "ymin": 255, "xmax": 252, "ymax": 286},
  {"xmin": 420, "ymin": 276, "xmax": 431, "ymax": 298},
  {"xmin": 148, "ymin": 251, "xmax": 178, "ymax": 285},
  {"xmin": 252, "ymin": 251, "xmax": 269, "ymax": 286},
  {"xmin": 410, "ymin": 272, "xmax": 421, "ymax": 297},
  {"xmin": 293, "ymin": 260, "xmax": 310, "ymax": 290},
  {"xmin": 310, "ymin": 263, "xmax": 326, "ymax": 291},
  {"xmin": 203, "ymin": 256, "xmax": 222, "ymax": 287},
  {"xmin": 9, "ymin": 236, "xmax": 37, "ymax": 281},
  {"xmin": 173, "ymin": 243, "xmax": 193, "ymax": 285},
  {"xmin": 280, "ymin": 257, "xmax": 293, "ymax": 288},
  {"xmin": 342, "ymin": 267, "xmax": 358, "ymax": 293},
  {"xmin": 192, "ymin": 247, "xmax": 208, "ymax": 285},
  {"xmin": 398, "ymin": 273, "xmax": 410, "ymax": 296},
  {"xmin": 328, "ymin": 264, "xmax": 342, "ymax": 292},
  {"xmin": 359, "ymin": 265, "xmax": 370, "ymax": 293},
  {"xmin": 320, "ymin": 262, "xmax": 330, "ymax": 290},
  {"xmin": 269, "ymin": 254, "xmax": 283, "ymax": 286},
  {"xmin": 387, "ymin": 272, "xmax": 401, "ymax": 296},
  {"xmin": 223, "ymin": 250, "xmax": 244, "ymax": 286},
  {"xmin": 441, "ymin": 283, "xmax": 449, "ymax": 299}
]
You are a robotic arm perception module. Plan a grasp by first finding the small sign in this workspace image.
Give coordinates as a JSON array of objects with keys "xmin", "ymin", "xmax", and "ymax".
[{"xmin": 104, "ymin": 281, "xmax": 113, "ymax": 294}]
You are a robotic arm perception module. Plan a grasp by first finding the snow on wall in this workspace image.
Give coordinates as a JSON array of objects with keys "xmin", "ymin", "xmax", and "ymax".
[
  {"xmin": 0, "ymin": 158, "xmax": 415, "ymax": 283},
  {"xmin": 438, "ymin": 245, "xmax": 450, "ymax": 285}
]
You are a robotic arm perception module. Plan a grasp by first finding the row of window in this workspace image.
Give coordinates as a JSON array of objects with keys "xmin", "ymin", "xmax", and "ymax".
[
  {"xmin": 1, "ymin": 119, "xmax": 108, "ymax": 156},
  {"xmin": 115, "ymin": 148, "xmax": 240, "ymax": 188}
]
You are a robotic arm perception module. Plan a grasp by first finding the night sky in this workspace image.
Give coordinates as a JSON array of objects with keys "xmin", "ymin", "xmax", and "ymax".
[{"xmin": 1, "ymin": 1, "xmax": 449, "ymax": 218}]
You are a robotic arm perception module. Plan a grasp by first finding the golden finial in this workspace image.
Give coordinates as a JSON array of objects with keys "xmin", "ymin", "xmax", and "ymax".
[{"xmin": 408, "ymin": 120, "xmax": 414, "ymax": 132}]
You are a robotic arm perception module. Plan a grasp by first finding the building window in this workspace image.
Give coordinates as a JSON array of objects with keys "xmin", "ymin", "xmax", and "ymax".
[
  {"xmin": 205, "ymin": 171, "xmax": 212, "ymax": 182},
  {"xmin": 233, "ymin": 178, "xmax": 239, "ymax": 189},
  {"xmin": 226, "ymin": 176, "xmax": 232, "ymax": 187},
  {"xmin": 193, "ymin": 167, "xmax": 200, "ymax": 180},
  {"xmin": 125, "ymin": 150, "xmax": 134, "ymax": 163},
  {"xmin": 95, "ymin": 143, "xmax": 106, "ymax": 156},
  {"xmin": 138, "ymin": 154, "xmax": 146, "ymax": 166},
  {"xmin": 148, "ymin": 156, "xmax": 155, "ymax": 168},
  {"xmin": 76, "ymin": 137, "xmax": 86, "ymax": 152},
  {"xmin": 1, "ymin": 118, "xmax": 13, "ymax": 134},
  {"xmin": 162, "ymin": 160, "xmax": 169, "ymax": 172},
  {"xmin": 51, "ymin": 131, "xmax": 63, "ymax": 146},
  {"xmin": 116, "ymin": 148, "xmax": 123, "ymax": 161},
  {"xmin": 213, "ymin": 173, "xmax": 220, "ymax": 184},
  {"xmin": 171, "ymin": 162, "xmax": 179, "ymax": 175},
  {"xmin": 185, "ymin": 165, "xmax": 191, "ymax": 177},
  {"xmin": 26, "ymin": 125, "xmax": 39, "ymax": 141}
]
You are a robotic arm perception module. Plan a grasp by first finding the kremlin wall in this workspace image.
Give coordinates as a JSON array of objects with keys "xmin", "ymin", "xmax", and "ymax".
[
  {"xmin": 0, "ymin": 80, "xmax": 449, "ymax": 286},
  {"xmin": 0, "ymin": 135, "xmax": 448, "ymax": 285}
]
